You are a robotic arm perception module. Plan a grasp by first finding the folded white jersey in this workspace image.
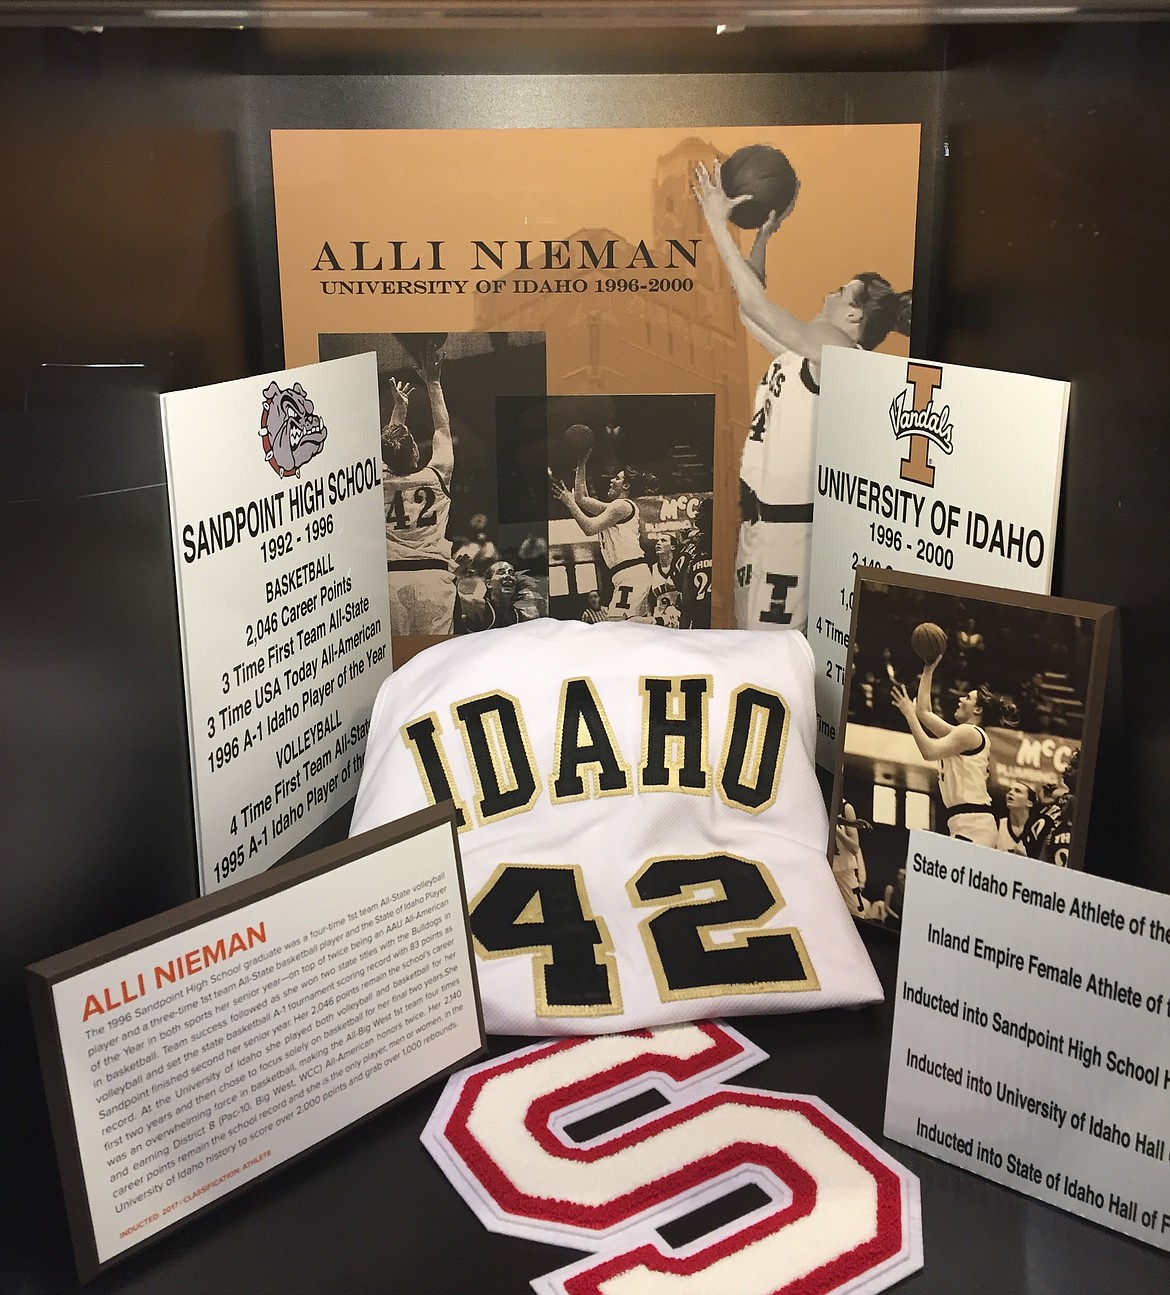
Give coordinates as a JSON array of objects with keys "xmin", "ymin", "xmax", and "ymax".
[{"xmin": 350, "ymin": 620, "xmax": 881, "ymax": 1034}]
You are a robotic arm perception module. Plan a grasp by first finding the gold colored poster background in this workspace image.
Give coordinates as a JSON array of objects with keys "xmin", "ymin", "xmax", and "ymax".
[{"xmin": 273, "ymin": 125, "xmax": 920, "ymax": 634}]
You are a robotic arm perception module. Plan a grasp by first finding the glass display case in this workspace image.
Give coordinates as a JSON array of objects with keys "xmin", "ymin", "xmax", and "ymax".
[{"xmin": 3, "ymin": 6, "xmax": 1169, "ymax": 1290}]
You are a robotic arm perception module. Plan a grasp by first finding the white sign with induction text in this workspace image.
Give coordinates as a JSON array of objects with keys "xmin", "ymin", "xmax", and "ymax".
[{"xmin": 887, "ymin": 832, "xmax": 1170, "ymax": 1251}]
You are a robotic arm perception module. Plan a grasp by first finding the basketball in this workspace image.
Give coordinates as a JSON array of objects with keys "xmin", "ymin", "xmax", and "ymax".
[
  {"xmin": 401, "ymin": 331, "xmax": 449, "ymax": 365},
  {"xmin": 721, "ymin": 144, "xmax": 799, "ymax": 229},
  {"xmin": 564, "ymin": 423, "xmax": 595, "ymax": 457},
  {"xmin": 911, "ymin": 622, "xmax": 948, "ymax": 662}
]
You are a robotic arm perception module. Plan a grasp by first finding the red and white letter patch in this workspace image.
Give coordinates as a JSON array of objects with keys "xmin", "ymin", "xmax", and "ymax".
[{"xmin": 422, "ymin": 1022, "xmax": 922, "ymax": 1294}]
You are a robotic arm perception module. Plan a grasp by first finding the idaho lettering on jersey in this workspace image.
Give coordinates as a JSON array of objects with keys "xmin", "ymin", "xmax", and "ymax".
[
  {"xmin": 453, "ymin": 690, "xmax": 542, "ymax": 824},
  {"xmin": 552, "ymin": 679, "xmax": 632, "ymax": 803},
  {"xmin": 405, "ymin": 676, "xmax": 786, "ymax": 821},
  {"xmin": 421, "ymin": 1022, "xmax": 923, "ymax": 1295},
  {"xmin": 352, "ymin": 621, "xmax": 882, "ymax": 1033}
]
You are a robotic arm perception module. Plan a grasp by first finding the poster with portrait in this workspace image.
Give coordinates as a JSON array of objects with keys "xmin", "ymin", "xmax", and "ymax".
[
  {"xmin": 829, "ymin": 568, "xmax": 1113, "ymax": 933},
  {"xmin": 272, "ymin": 126, "xmax": 921, "ymax": 664}
]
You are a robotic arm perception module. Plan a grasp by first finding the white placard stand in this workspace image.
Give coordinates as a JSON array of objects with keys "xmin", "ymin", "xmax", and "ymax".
[
  {"xmin": 808, "ymin": 349, "xmax": 1068, "ymax": 767},
  {"xmin": 886, "ymin": 832, "xmax": 1170, "ymax": 1251},
  {"xmin": 161, "ymin": 354, "xmax": 392, "ymax": 891}
]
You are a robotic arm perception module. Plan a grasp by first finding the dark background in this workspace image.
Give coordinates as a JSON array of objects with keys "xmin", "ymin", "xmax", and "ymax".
[{"xmin": 2, "ymin": 16, "xmax": 1169, "ymax": 1292}]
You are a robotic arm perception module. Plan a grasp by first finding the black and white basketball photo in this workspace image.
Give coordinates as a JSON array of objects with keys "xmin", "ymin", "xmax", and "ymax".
[
  {"xmin": 497, "ymin": 392, "xmax": 715, "ymax": 628},
  {"xmin": 319, "ymin": 331, "xmax": 548, "ymax": 658},
  {"xmin": 829, "ymin": 569, "xmax": 1114, "ymax": 931}
]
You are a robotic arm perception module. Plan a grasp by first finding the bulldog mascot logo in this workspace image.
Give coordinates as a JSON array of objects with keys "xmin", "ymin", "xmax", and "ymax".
[{"xmin": 260, "ymin": 380, "xmax": 328, "ymax": 478}]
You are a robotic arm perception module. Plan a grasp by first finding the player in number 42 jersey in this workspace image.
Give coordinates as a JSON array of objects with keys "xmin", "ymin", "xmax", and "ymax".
[
  {"xmin": 382, "ymin": 340, "xmax": 456, "ymax": 636},
  {"xmin": 349, "ymin": 620, "xmax": 881, "ymax": 1035}
]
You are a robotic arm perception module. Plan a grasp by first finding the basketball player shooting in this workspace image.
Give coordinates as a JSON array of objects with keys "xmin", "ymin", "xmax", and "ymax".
[
  {"xmin": 890, "ymin": 623, "xmax": 1016, "ymax": 849},
  {"xmin": 692, "ymin": 154, "xmax": 911, "ymax": 635},
  {"xmin": 833, "ymin": 801, "xmax": 889, "ymax": 922},
  {"xmin": 382, "ymin": 338, "xmax": 456, "ymax": 637},
  {"xmin": 550, "ymin": 425, "xmax": 653, "ymax": 620}
]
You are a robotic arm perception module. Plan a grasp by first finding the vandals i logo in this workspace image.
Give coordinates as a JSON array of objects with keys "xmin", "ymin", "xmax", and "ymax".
[
  {"xmin": 889, "ymin": 362, "xmax": 953, "ymax": 488},
  {"xmin": 259, "ymin": 380, "xmax": 328, "ymax": 478}
]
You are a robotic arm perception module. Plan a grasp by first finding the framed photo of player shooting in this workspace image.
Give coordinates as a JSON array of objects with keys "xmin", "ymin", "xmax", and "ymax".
[{"xmin": 828, "ymin": 568, "xmax": 1114, "ymax": 932}]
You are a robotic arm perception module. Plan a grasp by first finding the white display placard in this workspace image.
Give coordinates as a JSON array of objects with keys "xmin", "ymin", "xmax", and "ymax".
[
  {"xmin": 808, "ymin": 348, "xmax": 1068, "ymax": 767},
  {"xmin": 161, "ymin": 354, "xmax": 392, "ymax": 892},
  {"xmin": 886, "ymin": 832, "xmax": 1170, "ymax": 1251},
  {"xmin": 28, "ymin": 808, "xmax": 483, "ymax": 1279}
]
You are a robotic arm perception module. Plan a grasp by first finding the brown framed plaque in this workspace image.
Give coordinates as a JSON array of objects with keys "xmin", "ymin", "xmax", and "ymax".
[
  {"xmin": 829, "ymin": 568, "xmax": 1114, "ymax": 931},
  {"xmin": 26, "ymin": 802, "xmax": 484, "ymax": 1282}
]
